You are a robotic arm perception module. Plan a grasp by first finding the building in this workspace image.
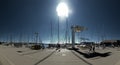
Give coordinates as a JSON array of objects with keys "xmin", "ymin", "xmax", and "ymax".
[{"xmin": 101, "ymin": 40, "xmax": 120, "ymax": 47}]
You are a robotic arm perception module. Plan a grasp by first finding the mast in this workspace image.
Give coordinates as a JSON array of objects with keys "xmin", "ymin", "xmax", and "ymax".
[
  {"xmin": 19, "ymin": 33, "xmax": 22, "ymax": 43},
  {"xmin": 65, "ymin": 18, "xmax": 68, "ymax": 44},
  {"xmin": 50, "ymin": 20, "xmax": 53, "ymax": 44},
  {"xmin": 35, "ymin": 32, "xmax": 39, "ymax": 44},
  {"xmin": 10, "ymin": 34, "xmax": 13, "ymax": 43}
]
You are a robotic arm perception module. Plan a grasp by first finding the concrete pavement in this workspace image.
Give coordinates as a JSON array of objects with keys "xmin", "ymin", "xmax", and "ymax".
[
  {"xmin": 74, "ymin": 47, "xmax": 120, "ymax": 65},
  {"xmin": 0, "ymin": 45, "xmax": 56, "ymax": 65},
  {"xmin": 0, "ymin": 45, "xmax": 120, "ymax": 65},
  {"xmin": 38, "ymin": 49, "xmax": 88, "ymax": 65}
]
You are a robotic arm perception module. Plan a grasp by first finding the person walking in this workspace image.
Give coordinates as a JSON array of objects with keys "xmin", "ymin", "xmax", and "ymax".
[
  {"xmin": 56, "ymin": 43, "xmax": 61, "ymax": 52},
  {"xmin": 92, "ymin": 45, "xmax": 95, "ymax": 53},
  {"xmin": 89, "ymin": 44, "xmax": 92, "ymax": 53}
]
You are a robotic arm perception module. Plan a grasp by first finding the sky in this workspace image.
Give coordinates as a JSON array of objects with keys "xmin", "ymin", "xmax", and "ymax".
[{"xmin": 0, "ymin": 0, "xmax": 120, "ymax": 43}]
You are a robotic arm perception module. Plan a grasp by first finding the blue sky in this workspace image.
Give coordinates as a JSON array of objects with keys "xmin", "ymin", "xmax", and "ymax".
[{"xmin": 0, "ymin": 0, "xmax": 120, "ymax": 43}]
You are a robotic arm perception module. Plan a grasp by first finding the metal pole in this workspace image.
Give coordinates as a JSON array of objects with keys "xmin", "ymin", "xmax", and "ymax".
[
  {"xmin": 51, "ymin": 20, "xmax": 53, "ymax": 44},
  {"xmin": 35, "ymin": 32, "xmax": 38, "ymax": 44},
  {"xmin": 71, "ymin": 26, "xmax": 75, "ymax": 48},
  {"xmin": 66, "ymin": 18, "xmax": 68, "ymax": 44},
  {"xmin": 58, "ymin": 17, "xmax": 59, "ymax": 44},
  {"xmin": 19, "ymin": 33, "xmax": 22, "ymax": 43}
]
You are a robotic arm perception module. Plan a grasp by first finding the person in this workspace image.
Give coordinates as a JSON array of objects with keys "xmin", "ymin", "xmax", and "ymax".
[
  {"xmin": 56, "ymin": 43, "xmax": 60, "ymax": 52},
  {"xmin": 117, "ymin": 40, "xmax": 120, "ymax": 48},
  {"xmin": 42, "ymin": 44, "xmax": 45, "ymax": 49},
  {"xmin": 102, "ymin": 43, "xmax": 105, "ymax": 49},
  {"xmin": 89, "ymin": 45, "xmax": 92, "ymax": 53},
  {"xmin": 111, "ymin": 43, "xmax": 115, "ymax": 48},
  {"xmin": 92, "ymin": 45, "xmax": 95, "ymax": 53}
]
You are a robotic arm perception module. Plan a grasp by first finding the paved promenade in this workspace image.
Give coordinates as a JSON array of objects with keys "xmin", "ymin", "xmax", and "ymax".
[{"xmin": 0, "ymin": 45, "xmax": 120, "ymax": 65}]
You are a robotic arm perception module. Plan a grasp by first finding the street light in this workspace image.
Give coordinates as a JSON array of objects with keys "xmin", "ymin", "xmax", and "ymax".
[{"xmin": 56, "ymin": 2, "xmax": 69, "ymax": 44}]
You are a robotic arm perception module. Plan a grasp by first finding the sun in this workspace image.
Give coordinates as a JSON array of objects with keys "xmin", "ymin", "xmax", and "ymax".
[{"xmin": 56, "ymin": 2, "xmax": 69, "ymax": 17}]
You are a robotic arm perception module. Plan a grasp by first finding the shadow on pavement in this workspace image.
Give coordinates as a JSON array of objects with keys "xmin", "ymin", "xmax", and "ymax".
[
  {"xmin": 67, "ymin": 48, "xmax": 112, "ymax": 58},
  {"xmin": 17, "ymin": 51, "xmax": 23, "ymax": 53},
  {"xmin": 74, "ymin": 49, "xmax": 112, "ymax": 58}
]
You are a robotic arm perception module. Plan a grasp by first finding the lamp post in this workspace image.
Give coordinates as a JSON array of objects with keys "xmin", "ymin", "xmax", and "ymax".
[{"xmin": 56, "ymin": 2, "xmax": 69, "ymax": 44}]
